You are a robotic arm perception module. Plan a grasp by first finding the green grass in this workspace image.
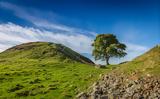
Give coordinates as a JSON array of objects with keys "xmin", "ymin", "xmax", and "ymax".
[
  {"xmin": 0, "ymin": 42, "xmax": 93, "ymax": 64},
  {"xmin": 0, "ymin": 42, "xmax": 159, "ymax": 99},
  {"xmin": 0, "ymin": 42, "xmax": 109, "ymax": 99},
  {"xmin": 114, "ymin": 45, "xmax": 160, "ymax": 76},
  {"xmin": 0, "ymin": 58, "xmax": 110, "ymax": 99}
]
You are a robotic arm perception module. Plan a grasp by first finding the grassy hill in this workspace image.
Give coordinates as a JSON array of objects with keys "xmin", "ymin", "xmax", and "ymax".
[
  {"xmin": 0, "ymin": 42, "xmax": 94, "ymax": 64},
  {"xmin": 0, "ymin": 42, "xmax": 159, "ymax": 99},
  {"xmin": 0, "ymin": 42, "xmax": 110, "ymax": 99},
  {"xmin": 116, "ymin": 44, "xmax": 160, "ymax": 76}
]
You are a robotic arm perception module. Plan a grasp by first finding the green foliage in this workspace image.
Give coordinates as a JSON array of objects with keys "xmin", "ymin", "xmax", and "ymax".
[{"xmin": 92, "ymin": 34, "xmax": 127, "ymax": 65}]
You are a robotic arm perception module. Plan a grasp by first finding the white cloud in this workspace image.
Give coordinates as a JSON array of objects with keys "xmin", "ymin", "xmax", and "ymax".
[
  {"xmin": 0, "ymin": 1, "xmax": 97, "ymax": 36},
  {"xmin": 0, "ymin": 1, "xmax": 96, "ymax": 54},
  {"xmin": 0, "ymin": 23, "xmax": 93, "ymax": 54},
  {"xmin": 0, "ymin": 1, "xmax": 70, "ymax": 31},
  {"xmin": 0, "ymin": 44, "xmax": 12, "ymax": 52}
]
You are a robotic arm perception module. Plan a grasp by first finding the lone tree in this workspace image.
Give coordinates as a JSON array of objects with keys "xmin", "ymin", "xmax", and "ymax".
[{"xmin": 92, "ymin": 34, "xmax": 127, "ymax": 65}]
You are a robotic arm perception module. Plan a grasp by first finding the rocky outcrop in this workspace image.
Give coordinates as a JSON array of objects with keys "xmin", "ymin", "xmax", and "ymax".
[{"xmin": 78, "ymin": 72, "xmax": 160, "ymax": 99}]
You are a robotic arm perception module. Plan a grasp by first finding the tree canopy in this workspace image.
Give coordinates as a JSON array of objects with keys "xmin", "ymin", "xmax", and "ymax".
[{"xmin": 92, "ymin": 34, "xmax": 127, "ymax": 65}]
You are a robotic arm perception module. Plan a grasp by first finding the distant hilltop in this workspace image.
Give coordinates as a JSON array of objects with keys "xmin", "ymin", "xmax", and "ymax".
[{"xmin": 0, "ymin": 42, "xmax": 94, "ymax": 64}]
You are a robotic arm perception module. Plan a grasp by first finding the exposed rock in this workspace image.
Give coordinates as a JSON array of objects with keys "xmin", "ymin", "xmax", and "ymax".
[
  {"xmin": 100, "ymin": 95, "xmax": 108, "ymax": 99},
  {"xmin": 76, "ymin": 92, "xmax": 88, "ymax": 99},
  {"xmin": 77, "ymin": 72, "xmax": 160, "ymax": 99}
]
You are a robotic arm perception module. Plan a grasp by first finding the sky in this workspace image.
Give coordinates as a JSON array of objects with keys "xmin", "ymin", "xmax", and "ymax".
[{"xmin": 0, "ymin": 0, "xmax": 159, "ymax": 64}]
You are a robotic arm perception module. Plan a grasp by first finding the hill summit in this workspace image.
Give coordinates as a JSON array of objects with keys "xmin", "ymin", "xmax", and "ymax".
[{"xmin": 0, "ymin": 42, "xmax": 94, "ymax": 64}]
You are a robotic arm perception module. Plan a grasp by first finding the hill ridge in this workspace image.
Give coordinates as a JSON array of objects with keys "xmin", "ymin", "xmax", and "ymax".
[{"xmin": 0, "ymin": 42, "xmax": 94, "ymax": 64}]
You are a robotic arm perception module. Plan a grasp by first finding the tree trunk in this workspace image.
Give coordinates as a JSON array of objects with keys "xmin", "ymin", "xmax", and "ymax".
[{"xmin": 105, "ymin": 56, "xmax": 110, "ymax": 65}]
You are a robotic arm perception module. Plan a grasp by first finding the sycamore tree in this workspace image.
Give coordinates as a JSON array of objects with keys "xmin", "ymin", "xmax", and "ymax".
[{"xmin": 92, "ymin": 34, "xmax": 127, "ymax": 65}]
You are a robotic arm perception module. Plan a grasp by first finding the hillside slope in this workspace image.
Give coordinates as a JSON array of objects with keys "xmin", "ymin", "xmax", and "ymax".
[
  {"xmin": 117, "ymin": 44, "xmax": 160, "ymax": 76},
  {"xmin": 79, "ymin": 45, "xmax": 160, "ymax": 99},
  {"xmin": 0, "ymin": 42, "xmax": 94, "ymax": 64},
  {"xmin": 0, "ymin": 42, "xmax": 111, "ymax": 99}
]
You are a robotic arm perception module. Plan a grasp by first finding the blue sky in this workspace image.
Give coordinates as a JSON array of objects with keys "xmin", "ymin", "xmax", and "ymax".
[{"xmin": 0, "ymin": 0, "xmax": 159, "ymax": 64}]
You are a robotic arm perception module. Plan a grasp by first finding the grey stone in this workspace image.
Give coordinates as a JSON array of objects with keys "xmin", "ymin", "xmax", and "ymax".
[
  {"xmin": 99, "ymin": 95, "xmax": 108, "ymax": 99},
  {"xmin": 77, "ymin": 73, "xmax": 160, "ymax": 99},
  {"xmin": 76, "ymin": 92, "xmax": 87, "ymax": 99}
]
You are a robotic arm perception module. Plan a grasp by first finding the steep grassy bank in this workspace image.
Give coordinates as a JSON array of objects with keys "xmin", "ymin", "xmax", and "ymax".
[{"xmin": 116, "ymin": 45, "xmax": 160, "ymax": 76}]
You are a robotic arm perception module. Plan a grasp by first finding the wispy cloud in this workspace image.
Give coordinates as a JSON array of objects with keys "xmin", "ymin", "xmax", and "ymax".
[
  {"xmin": 0, "ymin": 22, "xmax": 93, "ymax": 54},
  {"xmin": 0, "ymin": 2, "xmax": 71, "ymax": 31},
  {"xmin": 0, "ymin": 1, "xmax": 97, "ymax": 36},
  {"xmin": 0, "ymin": 1, "xmax": 95, "ymax": 54}
]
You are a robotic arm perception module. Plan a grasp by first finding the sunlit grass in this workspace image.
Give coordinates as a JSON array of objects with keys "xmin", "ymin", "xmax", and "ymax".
[{"xmin": 0, "ymin": 58, "xmax": 110, "ymax": 99}]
